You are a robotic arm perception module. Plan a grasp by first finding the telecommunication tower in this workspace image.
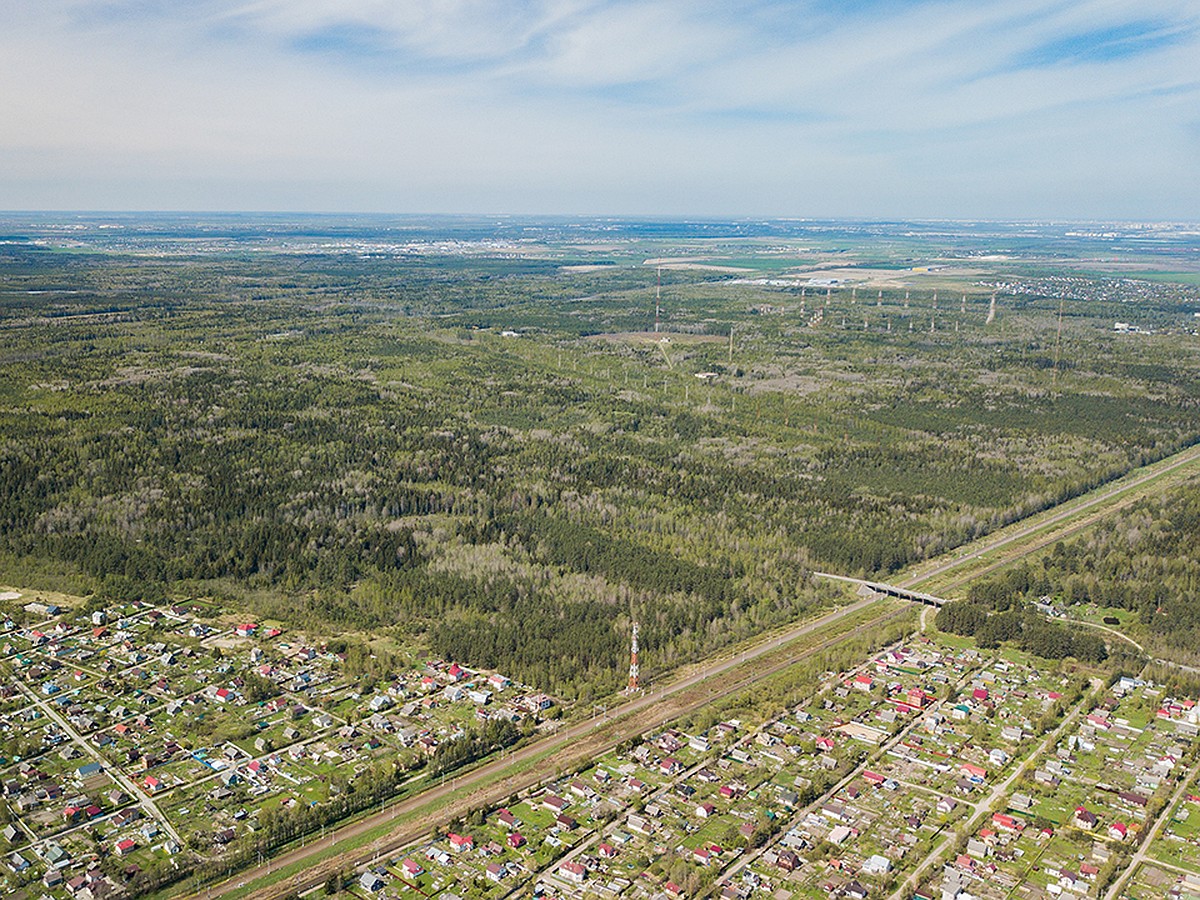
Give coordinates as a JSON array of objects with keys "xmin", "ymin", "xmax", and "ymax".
[{"xmin": 627, "ymin": 623, "xmax": 641, "ymax": 692}]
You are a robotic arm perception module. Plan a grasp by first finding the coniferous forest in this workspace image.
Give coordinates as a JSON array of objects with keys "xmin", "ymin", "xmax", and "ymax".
[
  {"xmin": 938, "ymin": 475, "xmax": 1200, "ymax": 667},
  {"xmin": 2, "ymin": 215, "xmax": 1200, "ymax": 695}
]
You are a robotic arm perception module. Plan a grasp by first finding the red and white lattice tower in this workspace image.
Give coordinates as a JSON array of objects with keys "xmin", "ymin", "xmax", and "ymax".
[{"xmin": 627, "ymin": 623, "xmax": 641, "ymax": 692}]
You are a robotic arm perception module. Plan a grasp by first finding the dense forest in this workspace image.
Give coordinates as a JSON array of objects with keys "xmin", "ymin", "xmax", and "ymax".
[
  {"xmin": 2, "ymin": 217, "xmax": 1199, "ymax": 696},
  {"xmin": 934, "ymin": 598, "xmax": 1109, "ymax": 662},
  {"xmin": 944, "ymin": 474, "xmax": 1200, "ymax": 666}
]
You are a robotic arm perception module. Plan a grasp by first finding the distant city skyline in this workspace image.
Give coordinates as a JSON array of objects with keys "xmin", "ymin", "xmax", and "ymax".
[{"xmin": 2, "ymin": 1, "xmax": 1198, "ymax": 219}]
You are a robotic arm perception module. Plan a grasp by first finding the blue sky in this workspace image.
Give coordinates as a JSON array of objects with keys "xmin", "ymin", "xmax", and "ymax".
[{"xmin": 2, "ymin": 0, "xmax": 1198, "ymax": 218}]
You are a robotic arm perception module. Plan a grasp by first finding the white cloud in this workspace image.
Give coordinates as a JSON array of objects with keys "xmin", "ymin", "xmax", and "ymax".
[
  {"xmin": 217, "ymin": 0, "xmax": 591, "ymax": 63},
  {"xmin": 0, "ymin": 0, "xmax": 1197, "ymax": 216},
  {"xmin": 528, "ymin": 1, "xmax": 736, "ymax": 87}
]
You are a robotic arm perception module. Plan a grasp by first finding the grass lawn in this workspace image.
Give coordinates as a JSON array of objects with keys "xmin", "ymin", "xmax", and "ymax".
[
  {"xmin": 511, "ymin": 801, "xmax": 556, "ymax": 832},
  {"xmin": 1149, "ymin": 835, "xmax": 1200, "ymax": 874},
  {"xmin": 1031, "ymin": 797, "xmax": 1071, "ymax": 826}
]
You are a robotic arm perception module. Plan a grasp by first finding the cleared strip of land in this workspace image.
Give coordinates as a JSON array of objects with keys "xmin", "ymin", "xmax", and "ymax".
[
  {"xmin": 181, "ymin": 441, "xmax": 1200, "ymax": 900},
  {"xmin": 179, "ymin": 599, "xmax": 913, "ymax": 900},
  {"xmin": 902, "ymin": 442, "xmax": 1200, "ymax": 596}
]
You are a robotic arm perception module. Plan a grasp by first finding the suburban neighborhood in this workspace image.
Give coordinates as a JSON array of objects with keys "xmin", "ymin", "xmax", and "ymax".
[
  {"xmin": 1, "ymin": 600, "xmax": 1198, "ymax": 900},
  {"xmin": 0, "ymin": 595, "xmax": 557, "ymax": 898}
]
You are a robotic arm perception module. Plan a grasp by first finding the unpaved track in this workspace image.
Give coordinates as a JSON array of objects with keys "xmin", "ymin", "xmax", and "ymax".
[{"xmin": 1102, "ymin": 756, "xmax": 1200, "ymax": 900}]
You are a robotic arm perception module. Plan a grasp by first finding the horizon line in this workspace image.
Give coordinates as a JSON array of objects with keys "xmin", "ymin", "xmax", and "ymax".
[{"xmin": 2, "ymin": 210, "xmax": 1199, "ymax": 228}]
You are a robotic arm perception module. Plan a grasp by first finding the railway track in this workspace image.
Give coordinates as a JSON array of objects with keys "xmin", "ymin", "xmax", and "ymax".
[{"xmin": 183, "ymin": 600, "xmax": 911, "ymax": 900}]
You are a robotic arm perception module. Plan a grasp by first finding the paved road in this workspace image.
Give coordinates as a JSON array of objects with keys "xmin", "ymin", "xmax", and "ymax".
[
  {"xmin": 185, "ymin": 441, "xmax": 1200, "ymax": 899},
  {"xmin": 813, "ymin": 572, "xmax": 946, "ymax": 605},
  {"xmin": 887, "ymin": 687, "xmax": 1096, "ymax": 900},
  {"xmin": 720, "ymin": 653, "xmax": 981, "ymax": 885},
  {"xmin": 900, "ymin": 443, "xmax": 1200, "ymax": 593}
]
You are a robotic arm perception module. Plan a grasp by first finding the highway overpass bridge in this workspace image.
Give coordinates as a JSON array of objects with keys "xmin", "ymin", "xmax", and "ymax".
[{"xmin": 813, "ymin": 572, "xmax": 950, "ymax": 607}]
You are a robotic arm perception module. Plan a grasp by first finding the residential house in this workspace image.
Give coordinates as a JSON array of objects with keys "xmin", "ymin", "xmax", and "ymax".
[
  {"xmin": 448, "ymin": 832, "xmax": 474, "ymax": 852},
  {"xmin": 359, "ymin": 872, "xmax": 385, "ymax": 892},
  {"xmin": 560, "ymin": 860, "xmax": 586, "ymax": 884}
]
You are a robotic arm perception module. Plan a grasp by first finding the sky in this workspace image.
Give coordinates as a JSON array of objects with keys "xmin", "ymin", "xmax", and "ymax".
[{"xmin": 2, "ymin": 0, "xmax": 1198, "ymax": 219}]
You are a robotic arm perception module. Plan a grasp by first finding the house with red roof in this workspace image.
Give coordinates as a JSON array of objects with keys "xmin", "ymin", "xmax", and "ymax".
[
  {"xmin": 560, "ymin": 861, "xmax": 586, "ymax": 884},
  {"xmin": 448, "ymin": 832, "xmax": 474, "ymax": 852},
  {"xmin": 400, "ymin": 858, "xmax": 423, "ymax": 878},
  {"xmin": 960, "ymin": 763, "xmax": 987, "ymax": 782},
  {"xmin": 992, "ymin": 813, "xmax": 1025, "ymax": 833}
]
